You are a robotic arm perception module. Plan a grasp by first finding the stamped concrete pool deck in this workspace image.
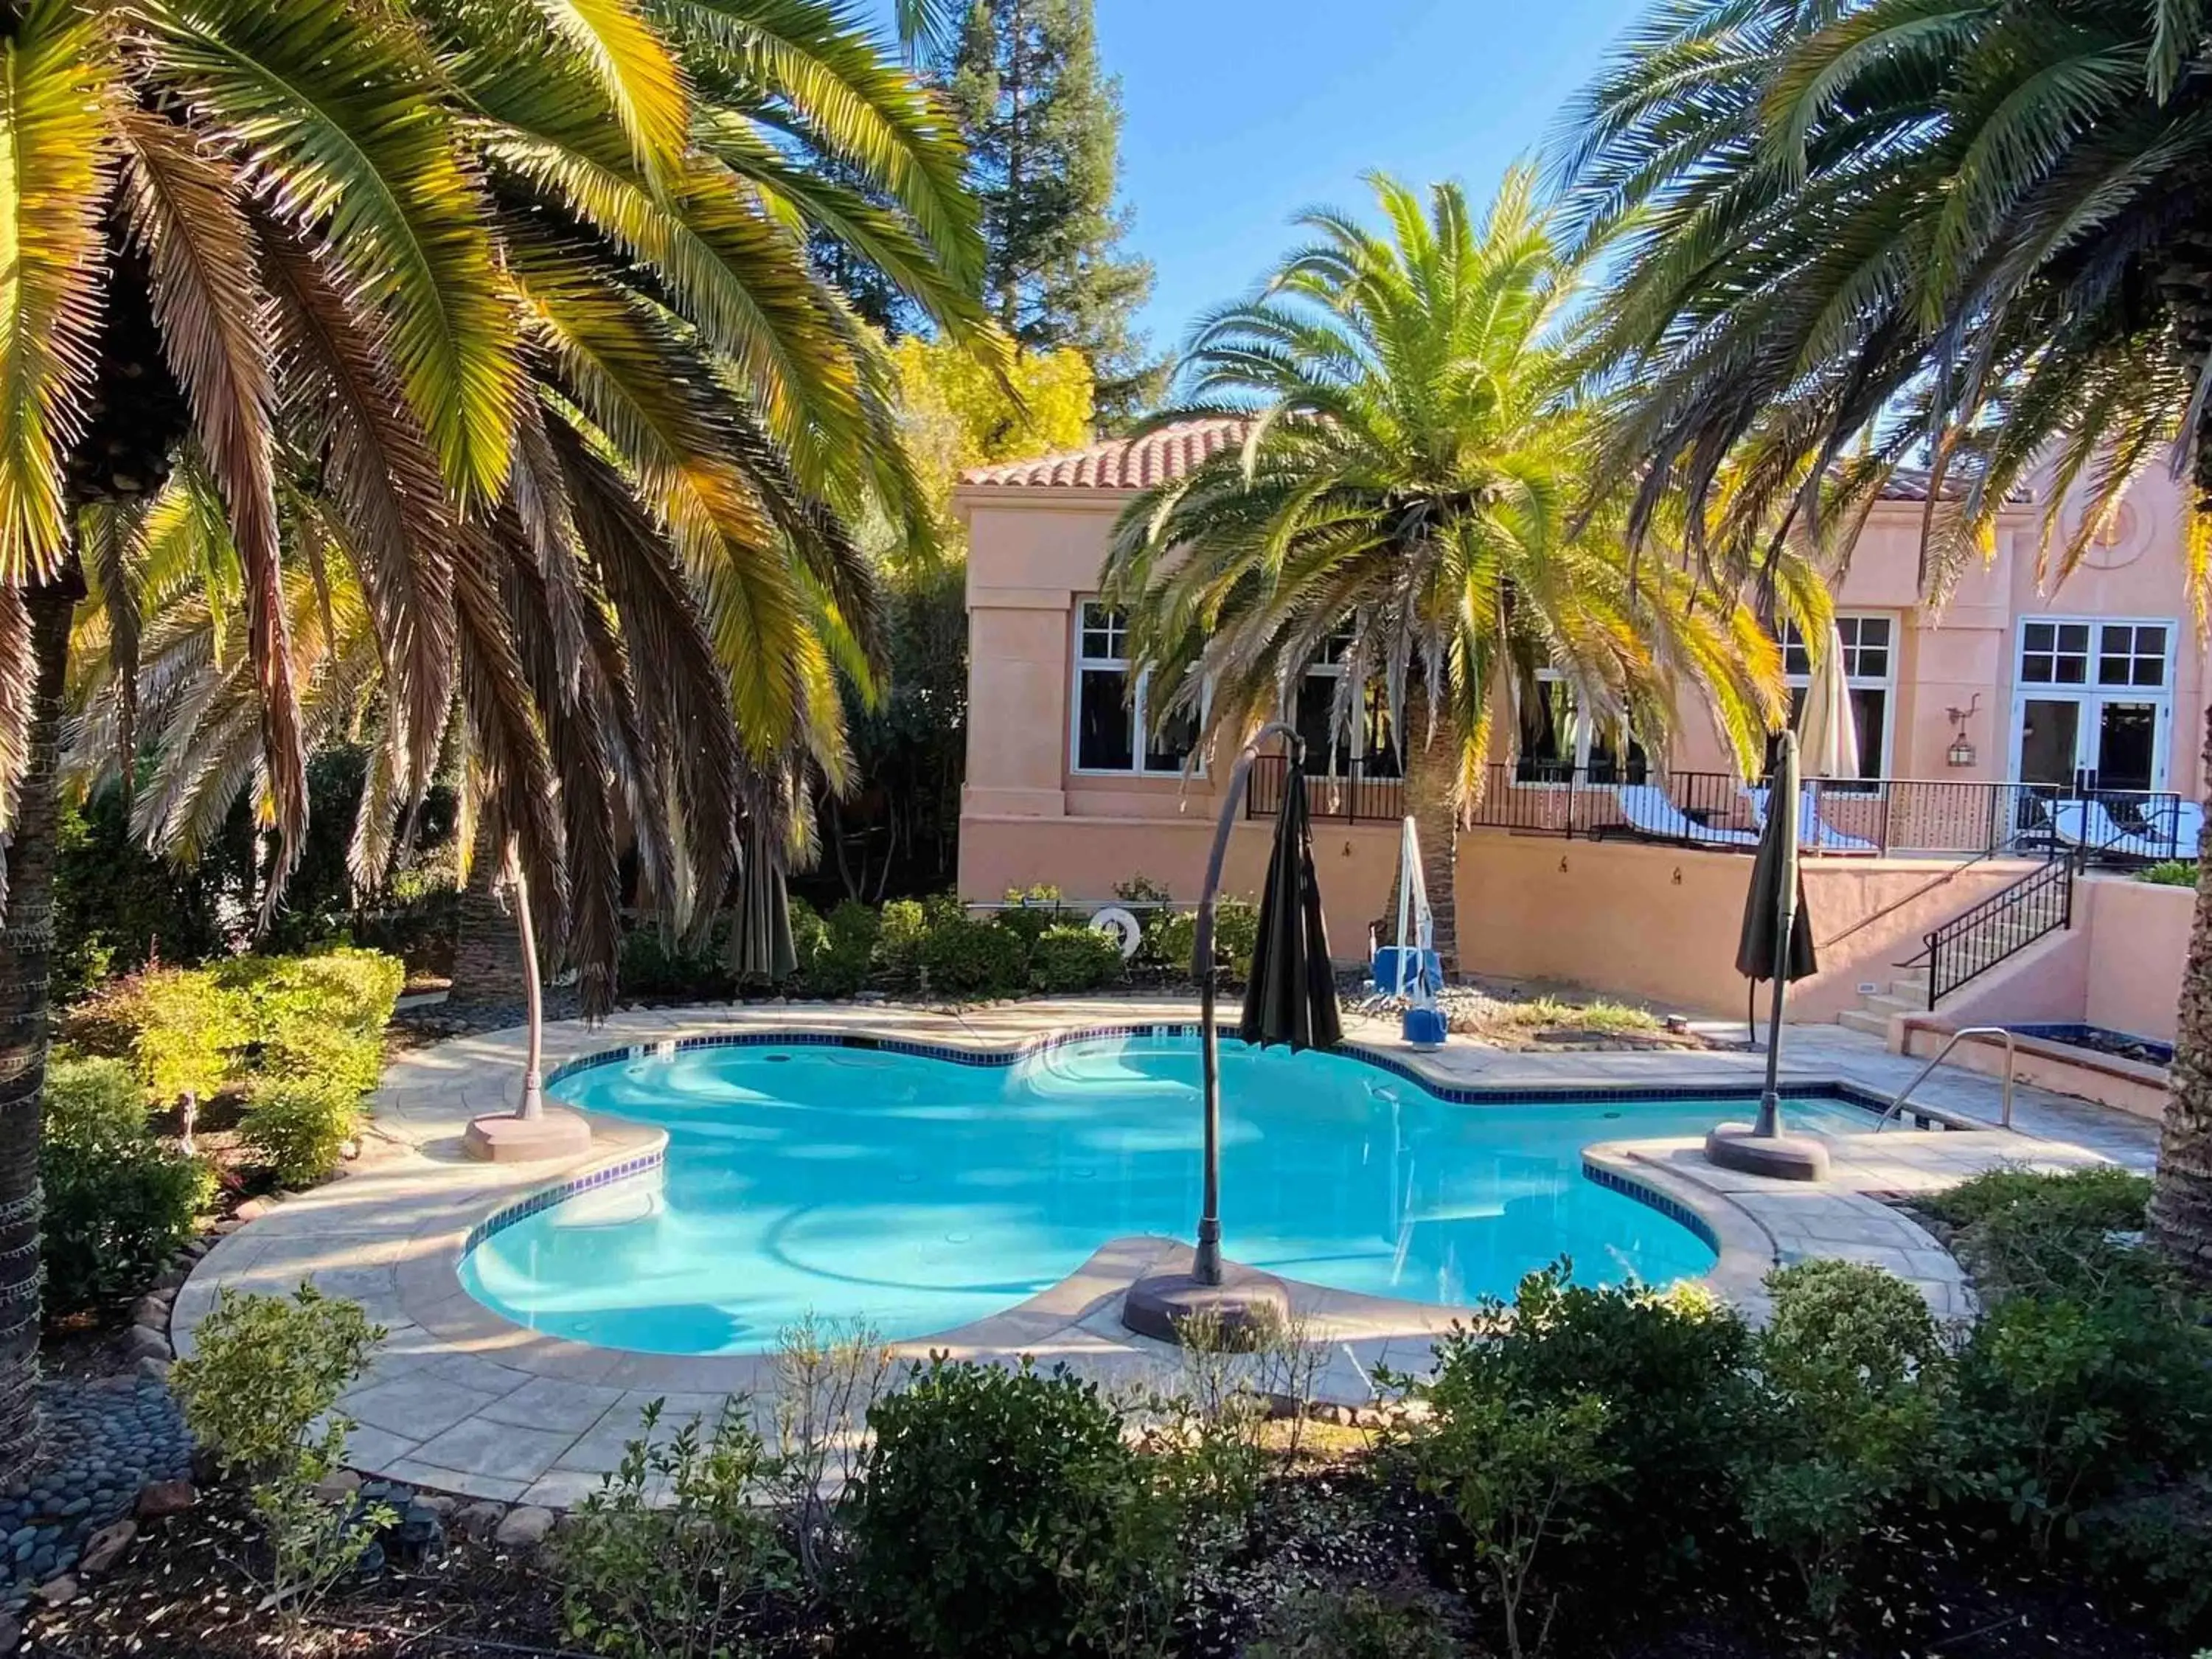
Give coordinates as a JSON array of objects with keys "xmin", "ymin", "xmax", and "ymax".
[{"xmin": 170, "ymin": 998, "xmax": 2159, "ymax": 1507}]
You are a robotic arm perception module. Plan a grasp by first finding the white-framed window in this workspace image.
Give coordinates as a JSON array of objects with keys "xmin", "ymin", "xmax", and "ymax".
[
  {"xmin": 1293, "ymin": 622, "xmax": 1402, "ymax": 778},
  {"xmin": 1779, "ymin": 613, "xmax": 1893, "ymax": 781},
  {"xmin": 2011, "ymin": 616, "xmax": 2174, "ymax": 794},
  {"xmin": 1514, "ymin": 668, "xmax": 1647, "ymax": 783},
  {"xmin": 1070, "ymin": 601, "xmax": 1196, "ymax": 774}
]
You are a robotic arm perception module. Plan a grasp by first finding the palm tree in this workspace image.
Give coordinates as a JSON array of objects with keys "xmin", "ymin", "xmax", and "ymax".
[
  {"xmin": 0, "ymin": 0, "xmax": 985, "ymax": 1479},
  {"xmin": 1555, "ymin": 0, "xmax": 2212, "ymax": 1274},
  {"xmin": 1101, "ymin": 173, "xmax": 1784, "ymax": 973}
]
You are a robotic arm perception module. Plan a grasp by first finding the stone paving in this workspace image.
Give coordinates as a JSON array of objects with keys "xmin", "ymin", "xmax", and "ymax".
[{"xmin": 171, "ymin": 997, "xmax": 2160, "ymax": 1507}]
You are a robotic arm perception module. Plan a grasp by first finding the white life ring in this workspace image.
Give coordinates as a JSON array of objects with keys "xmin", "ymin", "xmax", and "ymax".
[{"xmin": 1088, "ymin": 905, "xmax": 1144, "ymax": 960}]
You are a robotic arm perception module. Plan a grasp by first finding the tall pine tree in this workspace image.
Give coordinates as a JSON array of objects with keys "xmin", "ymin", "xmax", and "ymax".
[{"xmin": 940, "ymin": 0, "xmax": 1164, "ymax": 424}]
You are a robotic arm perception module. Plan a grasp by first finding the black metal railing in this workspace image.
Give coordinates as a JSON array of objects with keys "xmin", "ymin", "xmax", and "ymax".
[
  {"xmin": 1923, "ymin": 854, "xmax": 2075, "ymax": 1007},
  {"xmin": 1246, "ymin": 754, "xmax": 2197, "ymax": 869}
]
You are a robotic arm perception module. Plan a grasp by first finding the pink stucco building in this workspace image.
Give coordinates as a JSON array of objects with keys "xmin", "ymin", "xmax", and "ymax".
[{"xmin": 953, "ymin": 422, "xmax": 2201, "ymax": 1044}]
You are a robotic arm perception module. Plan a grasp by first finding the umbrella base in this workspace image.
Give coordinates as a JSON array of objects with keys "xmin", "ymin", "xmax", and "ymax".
[
  {"xmin": 464, "ymin": 1107, "xmax": 594, "ymax": 1164},
  {"xmin": 1703, "ymin": 1122, "xmax": 1831, "ymax": 1182},
  {"xmin": 1122, "ymin": 1252, "xmax": 1293, "ymax": 1349}
]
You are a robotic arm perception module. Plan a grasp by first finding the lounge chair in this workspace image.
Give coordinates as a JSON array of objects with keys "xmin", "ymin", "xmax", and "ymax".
[
  {"xmin": 1743, "ymin": 786, "xmax": 1879, "ymax": 854},
  {"xmin": 1612, "ymin": 784, "xmax": 1761, "ymax": 848},
  {"xmin": 2107, "ymin": 799, "xmax": 2203, "ymax": 860},
  {"xmin": 2063, "ymin": 798, "xmax": 2202, "ymax": 861}
]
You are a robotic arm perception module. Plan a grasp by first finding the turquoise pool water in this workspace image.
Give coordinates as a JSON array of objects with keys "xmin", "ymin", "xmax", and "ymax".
[{"xmin": 459, "ymin": 1033, "xmax": 1872, "ymax": 1355}]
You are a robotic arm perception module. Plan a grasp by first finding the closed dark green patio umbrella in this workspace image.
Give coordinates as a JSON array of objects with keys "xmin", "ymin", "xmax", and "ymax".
[
  {"xmin": 1241, "ymin": 759, "xmax": 1344, "ymax": 1052},
  {"xmin": 1708, "ymin": 731, "xmax": 1829, "ymax": 1180},
  {"xmin": 731, "ymin": 815, "xmax": 797, "ymax": 986}
]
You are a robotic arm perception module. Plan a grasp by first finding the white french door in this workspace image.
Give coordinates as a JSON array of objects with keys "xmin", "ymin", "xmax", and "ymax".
[{"xmin": 2009, "ymin": 619, "xmax": 2174, "ymax": 793}]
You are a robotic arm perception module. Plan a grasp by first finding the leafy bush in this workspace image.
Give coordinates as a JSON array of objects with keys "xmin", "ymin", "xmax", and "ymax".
[
  {"xmin": 556, "ymin": 1400, "xmax": 791, "ymax": 1659},
  {"xmin": 171, "ymin": 1284, "xmax": 392, "ymax": 1623},
  {"xmin": 997, "ymin": 884, "xmax": 1065, "ymax": 949},
  {"xmin": 917, "ymin": 911, "xmax": 1029, "ymax": 999},
  {"xmin": 618, "ymin": 922, "xmax": 734, "ymax": 1001},
  {"xmin": 1248, "ymin": 1585, "xmax": 1462, "ymax": 1658},
  {"xmin": 1029, "ymin": 924, "xmax": 1125, "ymax": 993},
  {"xmin": 242, "ymin": 1076, "xmax": 358, "ymax": 1187},
  {"xmin": 45, "ymin": 1056, "xmax": 150, "ymax": 1148},
  {"xmin": 852, "ymin": 1359, "xmax": 1180, "ymax": 1656},
  {"xmin": 1948, "ymin": 1279, "xmax": 2212, "ymax": 1551},
  {"xmin": 42, "ymin": 1060, "xmax": 212, "ymax": 1318},
  {"xmin": 123, "ymin": 967, "xmax": 249, "ymax": 1110},
  {"xmin": 1146, "ymin": 898, "xmax": 1259, "ymax": 980},
  {"xmin": 801, "ymin": 900, "xmax": 883, "ymax": 998},
  {"xmin": 2140, "ymin": 860, "xmax": 2194, "ymax": 886},
  {"xmin": 1394, "ymin": 1374, "xmax": 1613, "ymax": 1659},
  {"xmin": 1927, "ymin": 1166, "xmax": 2157, "ymax": 1301},
  {"xmin": 1745, "ymin": 1262, "xmax": 1948, "ymax": 1622},
  {"xmin": 1399, "ymin": 1265, "xmax": 1757, "ymax": 1593},
  {"xmin": 2079, "ymin": 1479, "xmax": 2212, "ymax": 1635},
  {"xmin": 221, "ymin": 947, "xmax": 404, "ymax": 1043},
  {"xmin": 874, "ymin": 897, "xmax": 929, "ymax": 986}
]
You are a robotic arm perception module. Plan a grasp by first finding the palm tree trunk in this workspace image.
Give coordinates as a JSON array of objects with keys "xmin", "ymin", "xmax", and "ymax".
[
  {"xmin": 2149, "ymin": 275, "xmax": 2212, "ymax": 1273},
  {"xmin": 448, "ymin": 821, "xmax": 529, "ymax": 1012},
  {"xmin": 1400, "ymin": 686, "xmax": 1461, "ymax": 978},
  {"xmin": 2149, "ymin": 704, "xmax": 2212, "ymax": 1273},
  {"xmin": 0, "ymin": 582, "xmax": 76, "ymax": 1480}
]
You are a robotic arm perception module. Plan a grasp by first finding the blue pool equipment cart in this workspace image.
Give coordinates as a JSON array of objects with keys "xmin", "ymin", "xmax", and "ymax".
[{"xmin": 1381, "ymin": 816, "xmax": 1447, "ymax": 1050}]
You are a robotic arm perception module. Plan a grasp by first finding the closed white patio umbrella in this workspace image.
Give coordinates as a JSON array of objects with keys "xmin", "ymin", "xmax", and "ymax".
[{"xmin": 1795, "ymin": 622, "xmax": 1861, "ymax": 780}]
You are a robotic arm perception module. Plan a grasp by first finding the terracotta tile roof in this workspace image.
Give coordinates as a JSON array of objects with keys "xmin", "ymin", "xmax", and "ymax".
[
  {"xmin": 959, "ymin": 417, "xmax": 1251, "ymax": 490},
  {"xmin": 1875, "ymin": 466, "xmax": 2031, "ymax": 504}
]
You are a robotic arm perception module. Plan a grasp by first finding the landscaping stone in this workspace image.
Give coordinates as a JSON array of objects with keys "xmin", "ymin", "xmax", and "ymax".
[
  {"xmin": 493, "ymin": 1506, "xmax": 554, "ymax": 1550},
  {"xmin": 0, "ymin": 1380, "xmax": 188, "ymax": 1601},
  {"xmin": 451, "ymin": 1500, "xmax": 507, "ymax": 1541},
  {"xmin": 129, "ymin": 1295, "xmax": 170, "ymax": 1331},
  {"xmin": 0, "ymin": 1613, "xmax": 19, "ymax": 1654},
  {"xmin": 120, "ymin": 1327, "xmax": 170, "ymax": 1364},
  {"xmin": 36, "ymin": 1575, "xmax": 75, "ymax": 1607},
  {"xmin": 134, "ymin": 1481, "xmax": 195, "ymax": 1521},
  {"xmin": 134, "ymin": 1358, "xmax": 171, "ymax": 1384},
  {"xmin": 312, "ymin": 1470, "xmax": 362, "ymax": 1502},
  {"xmin": 77, "ymin": 1521, "xmax": 133, "ymax": 1577},
  {"xmin": 415, "ymin": 1494, "xmax": 458, "ymax": 1520}
]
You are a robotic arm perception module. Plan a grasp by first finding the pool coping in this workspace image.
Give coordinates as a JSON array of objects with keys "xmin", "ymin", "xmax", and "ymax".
[{"xmin": 169, "ymin": 999, "xmax": 2141, "ymax": 1506}]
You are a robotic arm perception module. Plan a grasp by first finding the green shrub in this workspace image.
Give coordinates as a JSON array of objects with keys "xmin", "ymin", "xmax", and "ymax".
[
  {"xmin": 1029, "ymin": 924, "xmax": 1125, "ymax": 994},
  {"xmin": 243, "ymin": 1076, "xmax": 358, "ymax": 1187},
  {"xmin": 220, "ymin": 946, "xmax": 403, "ymax": 1041},
  {"xmin": 262, "ymin": 1019, "xmax": 384, "ymax": 1101},
  {"xmin": 1248, "ymin": 1585, "xmax": 1462, "ymax": 1658},
  {"xmin": 555, "ymin": 1400, "xmax": 790, "ymax": 1659},
  {"xmin": 45, "ymin": 1057, "xmax": 150, "ymax": 1150},
  {"xmin": 802, "ymin": 900, "xmax": 883, "ymax": 998},
  {"xmin": 1927, "ymin": 1164, "xmax": 2152, "ymax": 1235},
  {"xmin": 1745, "ymin": 1262, "xmax": 1949, "ymax": 1623},
  {"xmin": 1927, "ymin": 1166, "xmax": 2157, "ymax": 1301},
  {"xmin": 619, "ymin": 922, "xmax": 735, "ymax": 1001},
  {"xmin": 126, "ymin": 966, "xmax": 249, "ymax": 1110},
  {"xmin": 172, "ymin": 1284, "xmax": 392, "ymax": 1624},
  {"xmin": 917, "ymin": 911, "xmax": 1029, "ymax": 999},
  {"xmin": 2079, "ymin": 1480, "xmax": 2212, "ymax": 1635},
  {"xmin": 42, "ymin": 1060, "xmax": 212, "ymax": 1318},
  {"xmin": 875, "ymin": 898, "xmax": 929, "ymax": 986},
  {"xmin": 1146, "ymin": 899, "xmax": 1259, "ymax": 979},
  {"xmin": 1948, "ymin": 1279, "xmax": 2212, "ymax": 1551},
  {"xmin": 852, "ymin": 1359, "xmax": 1180, "ymax": 1656},
  {"xmin": 2140, "ymin": 860, "xmax": 2194, "ymax": 886},
  {"xmin": 997, "ymin": 884, "xmax": 1065, "ymax": 949},
  {"xmin": 1401, "ymin": 1265, "xmax": 1758, "ymax": 1593}
]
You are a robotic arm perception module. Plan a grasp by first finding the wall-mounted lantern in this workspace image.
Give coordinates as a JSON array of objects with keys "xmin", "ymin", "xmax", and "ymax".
[{"xmin": 1944, "ymin": 694, "xmax": 1981, "ymax": 768}]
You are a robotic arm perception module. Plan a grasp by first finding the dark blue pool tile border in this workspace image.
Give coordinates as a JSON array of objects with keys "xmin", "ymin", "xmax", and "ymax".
[
  {"xmin": 465, "ymin": 1150, "xmax": 667, "ymax": 1252},
  {"xmin": 1582, "ymin": 1159, "xmax": 1723, "ymax": 1254},
  {"xmin": 541, "ymin": 1021, "xmax": 1956, "ymax": 1126}
]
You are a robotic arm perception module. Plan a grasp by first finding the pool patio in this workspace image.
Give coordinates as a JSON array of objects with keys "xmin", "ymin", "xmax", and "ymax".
[{"xmin": 169, "ymin": 998, "xmax": 2159, "ymax": 1509}]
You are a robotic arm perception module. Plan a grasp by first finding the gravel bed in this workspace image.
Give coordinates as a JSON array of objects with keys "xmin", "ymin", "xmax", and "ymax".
[{"xmin": 0, "ymin": 1377, "xmax": 189, "ymax": 1611}]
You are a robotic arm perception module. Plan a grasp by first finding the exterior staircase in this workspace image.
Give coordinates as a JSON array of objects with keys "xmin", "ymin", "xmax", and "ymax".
[
  {"xmin": 1835, "ymin": 855, "xmax": 2076, "ymax": 1037},
  {"xmin": 1837, "ymin": 965, "xmax": 1929, "ymax": 1037}
]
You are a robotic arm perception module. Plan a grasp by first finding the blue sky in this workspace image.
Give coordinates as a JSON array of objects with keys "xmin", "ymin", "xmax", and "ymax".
[{"xmin": 873, "ymin": 0, "xmax": 1651, "ymax": 353}]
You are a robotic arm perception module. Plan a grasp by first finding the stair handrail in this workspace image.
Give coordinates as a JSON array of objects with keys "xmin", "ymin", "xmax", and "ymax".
[
  {"xmin": 1916, "ymin": 853, "xmax": 2075, "ymax": 1006},
  {"xmin": 1874, "ymin": 1026, "xmax": 2018, "ymax": 1132}
]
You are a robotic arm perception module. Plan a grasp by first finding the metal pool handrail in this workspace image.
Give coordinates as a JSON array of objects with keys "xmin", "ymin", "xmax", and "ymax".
[{"xmin": 1874, "ymin": 1026, "xmax": 2017, "ymax": 1132}]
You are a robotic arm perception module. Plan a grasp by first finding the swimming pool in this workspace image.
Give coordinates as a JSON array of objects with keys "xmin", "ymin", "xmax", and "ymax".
[{"xmin": 458, "ymin": 1031, "xmax": 1878, "ymax": 1355}]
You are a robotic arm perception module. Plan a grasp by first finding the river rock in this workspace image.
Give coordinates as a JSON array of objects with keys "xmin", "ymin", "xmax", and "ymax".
[
  {"xmin": 135, "ymin": 1481, "xmax": 195, "ymax": 1521},
  {"xmin": 493, "ymin": 1506, "xmax": 554, "ymax": 1550}
]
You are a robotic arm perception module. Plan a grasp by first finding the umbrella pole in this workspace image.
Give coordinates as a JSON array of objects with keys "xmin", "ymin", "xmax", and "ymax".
[
  {"xmin": 511, "ymin": 840, "xmax": 545, "ymax": 1123},
  {"xmin": 1189, "ymin": 720, "xmax": 1301, "ymax": 1288},
  {"xmin": 1753, "ymin": 762, "xmax": 1798, "ymax": 1138}
]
